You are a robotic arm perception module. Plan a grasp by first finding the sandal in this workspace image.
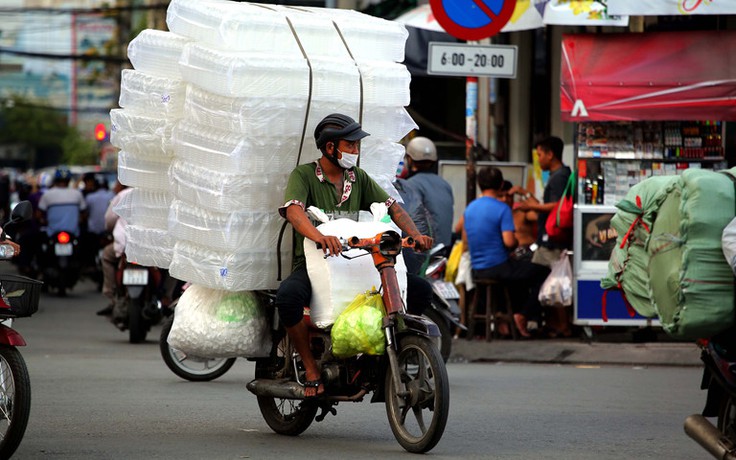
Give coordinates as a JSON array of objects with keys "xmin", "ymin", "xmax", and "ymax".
[{"xmin": 303, "ymin": 379, "xmax": 325, "ymax": 399}]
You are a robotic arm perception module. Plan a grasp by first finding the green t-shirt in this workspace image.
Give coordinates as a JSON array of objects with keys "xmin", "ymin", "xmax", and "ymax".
[{"xmin": 280, "ymin": 161, "xmax": 393, "ymax": 269}]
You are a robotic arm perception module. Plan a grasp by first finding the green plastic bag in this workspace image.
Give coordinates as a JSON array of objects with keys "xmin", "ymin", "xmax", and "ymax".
[{"xmin": 331, "ymin": 290, "xmax": 386, "ymax": 358}]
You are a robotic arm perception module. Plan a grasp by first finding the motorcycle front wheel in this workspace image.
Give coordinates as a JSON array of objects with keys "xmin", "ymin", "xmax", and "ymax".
[
  {"xmin": 128, "ymin": 296, "xmax": 147, "ymax": 344},
  {"xmin": 422, "ymin": 307, "xmax": 452, "ymax": 363},
  {"xmin": 159, "ymin": 318, "xmax": 236, "ymax": 382},
  {"xmin": 0, "ymin": 345, "xmax": 31, "ymax": 459},
  {"xmin": 254, "ymin": 334, "xmax": 318, "ymax": 436},
  {"xmin": 385, "ymin": 335, "xmax": 449, "ymax": 453}
]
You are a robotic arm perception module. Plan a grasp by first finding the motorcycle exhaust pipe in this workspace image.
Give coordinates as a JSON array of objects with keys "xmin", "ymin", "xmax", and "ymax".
[
  {"xmin": 684, "ymin": 414, "xmax": 736, "ymax": 460},
  {"xmin": 246, "ymin": 379, "xmax": 304, "ymax": 400}
]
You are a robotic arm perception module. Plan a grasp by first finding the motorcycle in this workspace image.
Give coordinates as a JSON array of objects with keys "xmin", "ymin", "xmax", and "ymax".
[
  {"xmin": 38, "ymin": 230, "xmax": 81, "ymax": 296},
  {"xmin": 685, "ymin": 334, "xmax": 736, "ymax": 459},
  {"xmin": 422, "ymin": 243, "xmax": 466, "ymax": 362},
  {"xmin": 0, "ymin": 201, "xmax": 41, "ymax": 458},
  {"xmin": 247, "ymin": 231, "xmax": 449, "ymax": 453},
  {"xmin": 112, "ymin": 255, "xmax": 165, "ymax": 343},
  {"xmin": 159, "ymin": 282, "xmax": 237, "ymax": 381}
]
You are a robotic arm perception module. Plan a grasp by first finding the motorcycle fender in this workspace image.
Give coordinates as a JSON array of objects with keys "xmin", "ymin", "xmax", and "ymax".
[
  {"xmin": 127, "ymin": 286, "xmax": 144, "ymax": 298},
  {"xmin": 0, "ymin": 324, "xmax": 26, "ymax": 347},
  {"xmin": 398, "ymin": 313, "xmax": 441, "ymax": 338},
  {"xmin": 431, "ymin": 296, "xmax": 467, "ymax": 331}
]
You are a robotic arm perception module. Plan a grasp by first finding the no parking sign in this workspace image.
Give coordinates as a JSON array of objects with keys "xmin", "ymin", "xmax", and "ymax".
[{"xmin": 429, "ymin": 0, "xmax": 517, "ymax": 41}]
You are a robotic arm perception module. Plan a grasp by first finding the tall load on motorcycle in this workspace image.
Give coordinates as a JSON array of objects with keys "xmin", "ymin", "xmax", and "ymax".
[
  {"xmin": 601, "ymin": 168, "xmax": 736, "ymax": 340},
  {"xmin": 110, "ymin": 0, "xmax": 417, "ymax": 355}
]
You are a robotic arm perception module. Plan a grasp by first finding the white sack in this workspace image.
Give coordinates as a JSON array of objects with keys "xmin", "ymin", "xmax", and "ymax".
[{"xmin": 305, "ymin": 218, "xmax": 407, "ymax": 328}]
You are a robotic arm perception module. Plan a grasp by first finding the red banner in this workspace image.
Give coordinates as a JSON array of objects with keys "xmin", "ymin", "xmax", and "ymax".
[{"xmin": 561, "ymin": 31, "xmax": 736, "ymax": 121}]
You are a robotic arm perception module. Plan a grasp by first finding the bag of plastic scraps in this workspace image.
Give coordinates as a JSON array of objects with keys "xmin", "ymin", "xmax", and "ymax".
[
  {"xmin": 331, "ymin": 290, "xmax": 386, "ymax": 358},
  {"xmin": 538, "ymin": 251, "xmax": 573, "ymax": 307},
  {"xmin": 167, "ymin": 284, "xmax": 271, "ymax": 358}
]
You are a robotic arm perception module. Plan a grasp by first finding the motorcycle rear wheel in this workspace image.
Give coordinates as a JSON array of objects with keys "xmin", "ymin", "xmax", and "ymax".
[
  {"xmin": 0, "ymin": 346, "xmax": 31, "ymax": 459},
  {"xmin": 422, "ymin": 307, "xmax": 452, "ymax": 363},
  {"xmin": 254, "ymin": 334, "xmax": 317, "ymax": 436},
  {"xmin": 718, "ymin": 394, "xmax": 736, "ymax": 441},
  {"xmin": 128, "ymin": 296, "xmax": 147, "ymax": 344},
  {"xmin": 159, "ymin": 317, "xmax": 236, "ymax": 382},
  {"xmin": 385, "ymin": 335, "xmax": 449, "ymax": 453}
]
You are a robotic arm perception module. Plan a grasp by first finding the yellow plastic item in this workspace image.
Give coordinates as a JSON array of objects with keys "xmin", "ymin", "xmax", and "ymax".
[
  {"xmin": 331, "ymin": 290, "xmax": 386, "ymax": 358},
  {"xmin": 444, "ymin": 241, "xmax": 464, "ymax": 283}
]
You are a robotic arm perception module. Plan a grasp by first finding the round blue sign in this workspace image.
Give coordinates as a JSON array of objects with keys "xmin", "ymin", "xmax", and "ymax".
[{"xmin": 430, "ymin": 0, "xmax": 517, "ymax": 41}]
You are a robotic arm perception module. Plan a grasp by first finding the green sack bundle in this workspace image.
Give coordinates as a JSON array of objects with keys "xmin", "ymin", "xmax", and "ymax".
[
  {"xmin": 600, "ymin": 175, "xmax": 679, "ymax": 317},
  {"xmin": 331, "ymin": 290, "xmax": 386, "ymax": 358}
]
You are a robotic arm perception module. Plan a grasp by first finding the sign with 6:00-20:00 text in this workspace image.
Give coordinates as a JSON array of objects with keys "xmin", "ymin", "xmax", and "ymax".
[{"xmin": 427, "ymin": 42, "xmax": 517, "ymax": 78}]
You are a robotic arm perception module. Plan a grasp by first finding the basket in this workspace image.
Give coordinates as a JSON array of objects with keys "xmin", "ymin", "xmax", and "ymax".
[{"xmin": 0, "ymin": 275, "xmax": 42, "ymax": 318}]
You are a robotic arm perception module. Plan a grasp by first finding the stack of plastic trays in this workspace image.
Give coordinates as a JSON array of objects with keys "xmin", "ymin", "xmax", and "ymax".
[{"xmin": 111, "ymin": 29, "xmax": 192, "ymax": 268}]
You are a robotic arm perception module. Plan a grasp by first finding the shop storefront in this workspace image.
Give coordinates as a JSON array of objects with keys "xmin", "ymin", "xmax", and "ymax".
[{"xmin": 560, "ymin": 30, "xmax": 736, "ymax": 326}]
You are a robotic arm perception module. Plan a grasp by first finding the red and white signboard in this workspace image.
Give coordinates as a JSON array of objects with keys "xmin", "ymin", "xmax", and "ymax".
[{"xmin": 608, "ymin": 0, "xmax": 736, "ymax": 16}]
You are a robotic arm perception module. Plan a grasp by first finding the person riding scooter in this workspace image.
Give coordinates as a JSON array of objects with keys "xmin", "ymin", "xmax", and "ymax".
[{"xmin": 276, "ymin": 113, "xmax": 434, "ymax": 398}]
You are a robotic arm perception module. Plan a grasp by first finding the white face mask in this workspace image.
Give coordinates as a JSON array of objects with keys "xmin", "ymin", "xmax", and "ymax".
[{"xmin": 336, "ymin": 149, "xmax": 359, "ymax": 169}]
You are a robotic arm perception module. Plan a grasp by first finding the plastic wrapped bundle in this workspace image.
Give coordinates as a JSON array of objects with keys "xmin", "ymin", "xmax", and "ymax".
[
  {"xmin": 117, "ymin": 152, "xmax": 172, "ymax": 192},
  {"xmin": 169, "ymin": 240, "xmax": 291, "ymax": 291},
  {"xmin": 169, "ymin": 159, "xmax": 288, "ymax": 212},
  {"xmin": 331, "ymin": 291, "xmax": 386, "ymax": 358},
  {"xmin": 359, "ymin": 61, "xmax": 411, "ymax": 107},
  {"xmin": 118, "ymin": 69, "xmax": 186, "ymax": 117},
  {"xmin": 182, "ymin": 85, "xmax": 307, "ymax": 136},
  {"xmin": 124, "ymin": 224, "xmax": 174, "ymax": 268},
  {"xmin": 178, "ymin": 44, "xmax": 310, "ymax": 98},
  {"xmin": 127, "ymin": 29, "xmax": 190, "ymax": 78},
  {"xmin": 168, "ymin": 199, "xmax": 283, "ymax": 252},
  {"xmin": 167, "ymin": 0, "xmax": 301, "ymax": 56},
  {"xmin": 361, "ymin": 106, "xmax": 417, "ymax": 142},
  {"xmin": 360, "ymin": 140, "xmax": 405, "ymax": 179},
  {"xmin": 166, "ymin": 285, "xmax": 271, "ymax": 358},
  {"xmin": 113, "ymin": 188, "xmax": 173, "ymax": 229},
  {"xmin": 172, "ymin": 120, "xmax": 300, "ymax": 173},
  {"xmin": 110, "ymin": 109, "xmax": 174, "ymax": 158},
  {"xmin": 167, "ymin": 0, "xmax": 407, "ymax": 62}
]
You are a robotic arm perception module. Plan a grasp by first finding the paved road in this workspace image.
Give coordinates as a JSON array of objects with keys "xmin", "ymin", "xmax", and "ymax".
[{"xmin": 6, "ymin": 278, "xmax": 708, "ymax": 459}]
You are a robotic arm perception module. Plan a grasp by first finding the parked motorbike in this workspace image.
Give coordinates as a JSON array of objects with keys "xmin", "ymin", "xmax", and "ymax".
[
  {"xmin": 159, "ymin": 282, "xmax": 236, "ymax": 381},
  {"xmin": 247, "ymin": 231, "xmax": 449, "ymax": 453},
  {"xmin": 685, "ymin": 334, "xmax": 736, "ymax": 459},
  {"xmin": 112, "ymin": 255, "xmax": 164, "ymax": 343},
  {"xmin": 38, "ymin": 231, "xmax": 81, "ymax": 296},
  {"xmin": 0, "ymin": 200, "xmax": 41, "ymax": 458},
  {"xmin": 422, "ymin": 243, "xmax": 466, "ymax": 362}
]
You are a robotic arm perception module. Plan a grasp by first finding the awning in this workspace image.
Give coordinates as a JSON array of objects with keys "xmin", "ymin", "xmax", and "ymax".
[
  {"xmin": 608, "ymin": 0, "xmax": 736, "ymax": 16},
  {"xmin": 560, "ymin": 31, "xmax": 736, "ymax": 122}
]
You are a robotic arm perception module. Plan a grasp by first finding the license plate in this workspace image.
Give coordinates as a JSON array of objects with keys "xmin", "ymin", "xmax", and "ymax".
[
  {"xmin": 434, "ymin": 281, "xmax": 460, "ymax": 300},
  {"xmin": 123, "ymin": 269, "xmax": 148, "ymax": 285},
  {"xmin": 54, "ymin": 243, "xmax": 73, "ymax": 256}
]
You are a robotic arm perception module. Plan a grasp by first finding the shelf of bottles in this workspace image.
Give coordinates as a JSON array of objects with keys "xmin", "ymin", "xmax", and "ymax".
[{"xmin": 575, "ymin": 120, "xmax": 728, "ymax": 206}]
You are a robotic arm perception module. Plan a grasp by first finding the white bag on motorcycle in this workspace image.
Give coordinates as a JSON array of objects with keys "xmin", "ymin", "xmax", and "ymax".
[
  {"xmin": 304, "ymin": 218, "xmax": 408, "ymax": 328},
  {"xmin": 167, "ymin": 284, "xmax": 271, "ymax": 358}
]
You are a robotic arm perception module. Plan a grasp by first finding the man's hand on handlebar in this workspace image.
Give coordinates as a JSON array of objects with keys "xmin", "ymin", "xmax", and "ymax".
[
  {"xmin": 412, "ymin": 235, "xmax": 433, "ymax": 252},
  {"xmin": 316, "ymin": 234, "xmax": 344, "ymax": 257}
]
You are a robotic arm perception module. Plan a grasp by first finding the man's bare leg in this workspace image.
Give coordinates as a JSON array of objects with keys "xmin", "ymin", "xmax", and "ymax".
[{"xmin": 286, "ymin": 320, "xmax": 324, "ymax": 397}]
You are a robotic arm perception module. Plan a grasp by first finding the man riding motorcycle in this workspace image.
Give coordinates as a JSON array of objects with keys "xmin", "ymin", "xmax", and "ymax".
[
  {"xmin": 37, "ymin": 167, "xmax": 88, "ymax": 237},
  {"xmin": 276, "ymin": 113, "xmax": 434, "ymax": 398}
]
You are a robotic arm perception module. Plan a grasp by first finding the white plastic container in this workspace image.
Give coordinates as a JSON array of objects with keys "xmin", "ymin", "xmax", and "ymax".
[
  {"xmin": 359, "ymin": 61, "xmax": 411, "ymax": 107},
  {"xmin": 169, "ymin": 240, "xmax": 291, "ymax": 291},
  {"xmin": 118, "ymin": 69, "xmax": 186, "ymax": 117},
  {"xmin": 182, "ymin": 85, "xmax": 307, "ymax": 136},
  {"xmin": 124, "ymin": 224, "xmax": 174, "ymax": 269},
  {"xmin": 109, "ymin": 108, "xmax": 174, "ymax": 158},
  {"xmin": 168, "ymin": 199, "xmax": 284, "ymax": 252},
  {"xmin": 113, "ymin": 188, "xmax": 173, "ymax": 229},
  {"xmin": 178, "ymin": 44, "xmax": 310, "ymax": 99},
  {"xmin": 173, "ymin": 120, "xmax": 301, "ymax": 173},
  {"xmin": 169, "ymin": 159, "xmax": 288, "ymax": 212},
  {"xmin": 117, "ymin": 151, "xmax": 172, "ymax": 192},
  {"xmin": 359, "ymin": 139, "xmax": 406, "ymax": 179},
  {"xmin": 127, "ymin": 29, "xmax": 190, "ymax": 79},
  {"xmin": 361, "ymin": 106, "xmax": 417, "ymax": 142}
]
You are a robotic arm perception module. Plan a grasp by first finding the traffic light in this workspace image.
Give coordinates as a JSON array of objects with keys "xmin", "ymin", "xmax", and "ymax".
[{"xmin": 94, "ymin": 123, "xmax": 107, "ymax": 142}]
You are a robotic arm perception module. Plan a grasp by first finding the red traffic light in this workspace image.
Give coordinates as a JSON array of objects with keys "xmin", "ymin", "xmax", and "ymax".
[{"xmin": 94, "ymin": 123, "xmax": 107, "ymax": 141}]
